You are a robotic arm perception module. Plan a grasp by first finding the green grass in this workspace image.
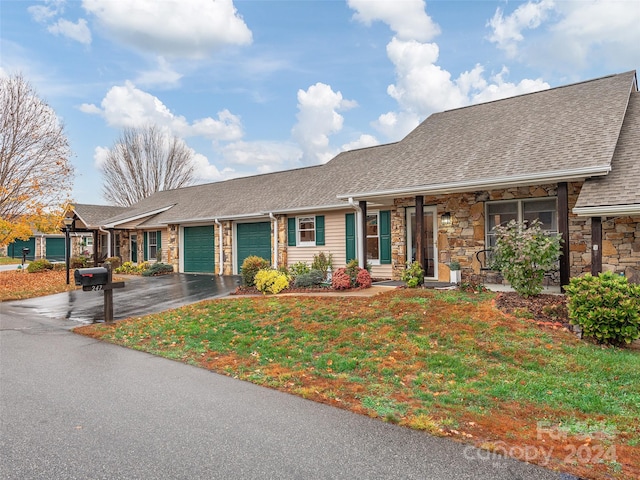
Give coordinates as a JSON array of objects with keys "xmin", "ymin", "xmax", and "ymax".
[{"xmin": 76, "ymin": 289, "xmax": 640, "ymax": 479}]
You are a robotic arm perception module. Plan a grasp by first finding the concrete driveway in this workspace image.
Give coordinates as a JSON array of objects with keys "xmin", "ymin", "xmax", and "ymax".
[{"xmin": 0, "ymin": 274, "xmax": 572, "ymax": 479}]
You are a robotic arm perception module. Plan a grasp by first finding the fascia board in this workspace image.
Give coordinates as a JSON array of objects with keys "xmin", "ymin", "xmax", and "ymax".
[
  {"xmin": 103, "ymin": 205, "xmax": 174, "ymax": 228},
  {"xmin": 572, "ymin": 204, "xmax": 640, "ymax": 217},
  {"xmin": 336, "ymin": 166, "xmax": 611, "ymax": 201}
]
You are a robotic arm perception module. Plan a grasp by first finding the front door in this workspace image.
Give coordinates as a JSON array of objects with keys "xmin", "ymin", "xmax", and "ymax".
[
  {"xmin": 131, "ymin": 234, "xmax": 138, "ymax": 263},
  {"xmin": 407, "ymin": 206, "xmax": 438, "ymax": 280}
]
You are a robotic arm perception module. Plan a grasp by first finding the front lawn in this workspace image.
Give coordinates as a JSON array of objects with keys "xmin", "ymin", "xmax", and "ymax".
[
  {"xmin": 0, "ymin": 269, "xmax": 77, "ymax": 301},
  {"xmin": 75, "ymin": 289, "xmax": 640, "ymax": 479}
]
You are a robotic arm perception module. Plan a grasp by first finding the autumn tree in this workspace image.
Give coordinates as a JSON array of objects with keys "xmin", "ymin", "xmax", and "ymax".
[
  {"xmin": 0, "ymin": 74, "xmax": 73, "ymax": 247},
  {"xmin": 100, "ymin": 125, "xmax": 196, "ymax": 207}
]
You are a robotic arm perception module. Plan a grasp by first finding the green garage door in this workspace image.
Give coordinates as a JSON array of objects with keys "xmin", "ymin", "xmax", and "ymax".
[
  {"xmin": 46, "ymin": 238, "xmax": 65, "ymax": 262},
  {"xmin": 183, "ymin": 226, "xmax": 215, "ymax": 273},
  {"xmin": 8, "ymin": 237, "xmax": 35, "ymax": 260},
  {"xmin": 236, "ymin": 222, "xmax": 271, "ymax": 272}
]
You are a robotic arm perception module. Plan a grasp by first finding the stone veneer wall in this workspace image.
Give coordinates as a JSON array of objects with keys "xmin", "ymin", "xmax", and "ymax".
[
  {"xmin": 602, "ymin": 216, "xmax": 640, "ymax": 282},
  {"xmin": 221, "ymin": 221, "xmax": 234, "ymax": 275},
  {"xmin": 276, "ymin": 215, "xmax": 287, "ymax": 268},
  {"xmin": 391, "ymin": 183, "xmax": 584, "ymax": 283},
  {"xmin": 167, "ymin": 225, "xmax": 178, "ymax": 271}
]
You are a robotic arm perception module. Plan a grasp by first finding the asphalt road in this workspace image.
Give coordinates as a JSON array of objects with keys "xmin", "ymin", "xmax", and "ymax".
[{"xmin": 0, "ymin": 276, "xmax": 573, "ymax": 479}]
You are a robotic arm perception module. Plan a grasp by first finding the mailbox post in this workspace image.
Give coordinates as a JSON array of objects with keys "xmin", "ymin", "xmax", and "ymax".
[
  {"xmin": 21, "ymin": 247, "xmax": 30, "ymax": 269},
  {"xmin": 74, "ymin": 262, "xmax": 125, "ymax": 322}
]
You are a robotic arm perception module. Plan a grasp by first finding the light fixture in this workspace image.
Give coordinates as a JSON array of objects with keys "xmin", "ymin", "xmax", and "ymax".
[{"xmin": 441, "ymin": 212, "xmax": 452, "ymax": 226}]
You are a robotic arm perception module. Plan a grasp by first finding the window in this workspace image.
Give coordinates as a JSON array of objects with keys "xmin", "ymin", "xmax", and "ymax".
[
  {"xmin": 366, "ymin": 213, "xmax": 380, "ymax": 262},
  {"xmin": 486, "ymin": 198, "xmax": 557, "ymax": 247},
  {"xmin": 288, "ymin": 216, "xmax": 325, "ymax": 247},
  {"xmin": 298, "ymin": 216, "xmax": 316, "ymax": 245},
  {"xmin": 148, "ymin": 231, "xmax": 158, "ymax": 259}
]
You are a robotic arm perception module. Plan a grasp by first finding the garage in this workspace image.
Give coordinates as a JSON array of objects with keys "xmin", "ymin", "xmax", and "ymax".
[
  {"xmin": 236, "ymin": 222, "xmax": 271, "ymax": 272},
  {"xmin": 183, "ymin": 225, "xmax": 215, "ymax": 273},
  {"xmin": 45, "ymin": 237, "xmax": 65, "ymax": 262},
  {"xmin": 7, "ymin": 237, "xmax": 35, "ymax": 261}
]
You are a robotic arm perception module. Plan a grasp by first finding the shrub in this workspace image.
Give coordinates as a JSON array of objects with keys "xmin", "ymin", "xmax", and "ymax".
[
  {"xmin": 294, "ymin": 269, "xmax": 325, "ymax": 288},
  {"xmin": 492, "ymin": 219, "xmax": 562, "ymax": 297},
  {"xmin": 331, "ymin": 268, "xmax": 352, "ymax": 290},
  {"xmin": 565, "ymin": 272, "xmax": 640, "ymax": 346},
  {"xmin": 331, "ymin": 265, "xmax": 372, "ymax": 289},
  {"xmin": 70, "ymin": 256, "xmax": 89, "ymax": 268},
  {"xmin": 141, "ymin": 262, "xmax": 174, "ymax": 276},
  {"xmin": 289, "ymin": 261, "xmax": 310, "ymax": 278},
  {"xmin": 311, "ymin": 251, "xmax": 334, "ymax": 279},
  {"xmin": 401, "ymin": 261, "xmax": 424, "ymax": 288},
  {"xmin": 241, "ymin": 256, "xmax": 271, "ymax": 287},
  {"xmin": 254, "ymin": 269, "xmax": 289, "ymax": 294},
  {"xmin": 27, "ymin": 259, "xmax": 53, "ymax": 273},
  {"xmin": 105, "ymin": 257, "xmax": 121, "ymax": 269},
  {"xmin": 115, "ymin": 261, "xmax": 150, "ymax": 275}
]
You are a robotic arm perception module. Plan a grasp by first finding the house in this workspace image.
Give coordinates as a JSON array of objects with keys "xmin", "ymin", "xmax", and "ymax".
[{"xmin": 68, "ymin": 70, "xmax": 640, "ymax": 285}]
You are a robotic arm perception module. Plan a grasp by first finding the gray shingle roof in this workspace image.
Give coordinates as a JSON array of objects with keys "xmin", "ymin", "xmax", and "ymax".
[
  {"xmin": 95, "ymin": 71, "xmax": 637, "ymax": 227},
  {"xmin": 574, "ymin": 91, "xmax": 640, "ymax": 215},
  {"xmin": 334, "ymin": 71, "xmax": 636, "ymax": 198},
  {"xmin": 73, "ymin": 203, "xmax": 129, "ymax": 228}
]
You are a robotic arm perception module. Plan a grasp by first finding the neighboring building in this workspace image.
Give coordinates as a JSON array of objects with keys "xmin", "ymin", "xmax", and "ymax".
[{"xmin": 68, "ymin": 71, "xmax": 640, "ymax": 285}]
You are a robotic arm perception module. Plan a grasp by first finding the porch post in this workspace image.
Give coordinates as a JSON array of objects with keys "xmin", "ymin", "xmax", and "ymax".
[
  {"xmin": 591, "ymin": 216, "xmax": 602, "ymax": 275},
  {"xmin": 557, "ymin": 182, "xmax": 570, "ymax": 289},
  {"xmin": 416, "ymin": 195, "xmax": 425, "ymax": 274},
  {"xmin": 93, "ymin": 230, "xmax": 99, "ymax": 266},
  {"xmin": 359, "ymin": 200, "xmax": 367, "ymax": 269}
]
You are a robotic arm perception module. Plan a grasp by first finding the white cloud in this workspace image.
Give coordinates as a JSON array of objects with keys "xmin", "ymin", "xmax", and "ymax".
[
  {"xmin": 27, "ymin": 0, "xmax": 65, "ymax": 23},
  {"xmin": 487, "ymin": 0, "xmax": 555, "ymax": 57},
  {"xmin": 372, "ymin": 111, "xmax": 421, "ymax": 140},
  {"xmin": 92, "ymin": 145, "xmax": 110, "ymax": 169},
  {"xmin": 291, "ymin": 83, "xmax": 356, "ymax": 164},
  {"xmin": 341, "ymin": 134, "xmax": 380, "ymax": 152},
  {"xmin": 348, "ymin": 0, "xmax": 440, "ymax": 42},
  {"xmin": 134, "ymin": 57, "xmax": 183, "ymax": 88},
  {"xmin": 81, "ymin": 81, "xmax": 243, "ymax": 141},
  {"xmin": 81, "ymin": 0, "xmax": 252, "ymax": 58},
  {"xmin": 47, "ymin": 18, "xmax": 92, "ymax": 44},
  {"xmin": 220, "ymin": 141, "xmax": 303, "ymax": 172},
  {"xmin": 191, "ymin": 153, "xmax": 229, "ymax": 182}
]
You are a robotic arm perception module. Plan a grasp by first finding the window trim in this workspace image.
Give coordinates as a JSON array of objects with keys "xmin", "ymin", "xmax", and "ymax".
[
  {"xmin": 366, "ymin": 211, "xmax": 381, "ymax": 265},
  {"xmin": 485, "ymin": 197, "xmax": 558, "ymax": 247},
  {"xmin": 148, "ymin": 231, "xmax": 158, "ymax": 260},
  {"xmin": 297, "ymin": 216, "xmax": 316, "ymax": 247}
]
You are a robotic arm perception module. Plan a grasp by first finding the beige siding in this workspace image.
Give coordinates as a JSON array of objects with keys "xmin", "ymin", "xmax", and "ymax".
[{"xmin": 286, "ymin": 210, "xmax": 393, "ymax": 280}]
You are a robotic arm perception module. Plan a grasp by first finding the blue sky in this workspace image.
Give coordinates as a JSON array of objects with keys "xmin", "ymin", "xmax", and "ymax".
[{"xmin": 2, "ymin": 0, "xmax": 639, "ymax": 205}]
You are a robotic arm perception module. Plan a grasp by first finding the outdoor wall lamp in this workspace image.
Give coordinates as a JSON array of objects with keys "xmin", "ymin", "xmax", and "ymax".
[{"xmin": 441, "ymin": 212, "xmax": 452, "ymax": 226}]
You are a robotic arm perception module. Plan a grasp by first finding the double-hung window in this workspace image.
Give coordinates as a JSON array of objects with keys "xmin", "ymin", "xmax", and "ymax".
[
  {"xmin": 148, "ymin": 231, "xmax": 158, "ymax": 259},
  {"xmin": 486, "ymin": 198, "xmax": 557, "ymax": 247},
  {"xmin": 298, "ymin": 216, "xmax": 316, "ymax": 246},
  {"xmin": 288, "ymin": 216, "xmax": 325, "ymax": 247},
  {"xmin": 366, "ymin": 213, "xmax": 380, "ymax": 263}
]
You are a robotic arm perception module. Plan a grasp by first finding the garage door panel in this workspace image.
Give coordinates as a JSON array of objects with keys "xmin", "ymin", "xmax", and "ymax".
[
  {"xmin": 46, "ymin": 238, "xmax": 65, "ymax": 261},
  {"xmin": 236, "ymin": 222, "xmax": 271, "ymax": 272},
  {"xmin": 184, "ymin": 226, "xmax": 215, "ymax": 273}
]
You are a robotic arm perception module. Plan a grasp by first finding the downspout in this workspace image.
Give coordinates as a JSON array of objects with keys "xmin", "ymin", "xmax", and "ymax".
[
  {"xmin": 99, "ymin": 227, "xmax": 110, "ymax": 259},
  {"xmin": 348, "ymin": 198, "xmax": 364, "ymax": 268},
  {"xmin": 269, "ymin": 213, "xmax": 278, "ymax": 270},
  {"xmin": 214, "ymin": 219, "xmax": 224, "ymax": 276}
]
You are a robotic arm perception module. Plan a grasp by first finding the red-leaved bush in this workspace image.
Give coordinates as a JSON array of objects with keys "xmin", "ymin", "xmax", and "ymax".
[
  {"xmin": 355, "ymin": 268, "xmax": 372, "ymax": 288},
  {"xmin": 331, "ymin": 268, "xmax": 352, "ymax": 290}
]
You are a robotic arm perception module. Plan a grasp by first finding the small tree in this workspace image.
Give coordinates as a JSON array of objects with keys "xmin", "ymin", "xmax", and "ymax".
[{"xmin": 492, "ymin": 219, "xmax": 562, "ymax": 297}]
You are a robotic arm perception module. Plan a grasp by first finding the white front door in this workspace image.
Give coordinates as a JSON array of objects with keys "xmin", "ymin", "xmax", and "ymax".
[{"xmin": 406, "ymin": 206, "xmax": 438, "ymax": 280}]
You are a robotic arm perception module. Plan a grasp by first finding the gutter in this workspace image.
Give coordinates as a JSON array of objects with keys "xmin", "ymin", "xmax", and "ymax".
[
  {"xmin": 572, "ymin": 204, "xmax": 640, "ymax": 217},
  {"xmin": 269, "ymin": 213, "xmax": 278, "ymax": 270},
  {"xmin": 348, "ymin": 197, "xmax": 364, "ymax": 269},
  {"xmin": 214, "ymin": 219, "xmax": 224, "ymax": 276},
  {"xmin": 336, "ymin": 166, "xmax": 612, "ymax": 201}
]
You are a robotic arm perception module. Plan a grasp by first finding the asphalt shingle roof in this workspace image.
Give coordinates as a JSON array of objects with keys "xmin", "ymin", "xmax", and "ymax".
[
  {"xmin": 574, "ymin": 91, "xmax": 640, "ymax": 213},
  {"xmin": 333, "ymin": 71, "xmax": 636, "ymax": 197},
  {"xmin": 73, "ymin": 203, "xmax": 129, "ymax": 228}
]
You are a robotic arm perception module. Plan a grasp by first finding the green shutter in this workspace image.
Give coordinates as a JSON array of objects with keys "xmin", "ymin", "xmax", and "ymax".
[
  {"xmin": 157, "ymin": 230, "xmax": 162, "ymax": 251},
  {"xmin": 315, "ymin": 215, "xmax": 325, "ymax": 246},
  {"xmin": 345, "ymin": 213, "xmax": 356, "ymax": 262},
  {"xmin": 287, "ymin": 218, "xmax": 296, "ymax": 246},
  {"xmin": 380, "ymin": 210, "xmax": 391, "ymax": 264},
  {"xmin": 144, "ymin": 232, "xmax": 148, "ymax": 261}
]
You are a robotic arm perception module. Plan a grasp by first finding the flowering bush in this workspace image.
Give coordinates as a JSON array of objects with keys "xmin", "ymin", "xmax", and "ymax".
[
  {"xmin": 255, "ymin": 269, "xmax": 289, "ymax": 294},
  {"xmin": 492, "ymin": 219, "xmax": 562, "ymax": 297},
  {"xmin": 115, "ymin": 261, "xmax": 150, "ymax": 275},
  {"xmin": 331, "ymin": 266, "xmax": 372, "ymax": 289},
  {"xmin": 401, "ymin": 261, "xmax": 424, "ymax": 288},
  {"xmin": 241, "ymin": 256, "xmax": 271, "ymax": 287}
]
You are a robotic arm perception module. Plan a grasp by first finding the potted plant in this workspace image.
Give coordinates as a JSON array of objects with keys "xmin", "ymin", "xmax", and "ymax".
[{"xmin": 449, "ymin": 260, "xmax": 461, "ymax": 284}]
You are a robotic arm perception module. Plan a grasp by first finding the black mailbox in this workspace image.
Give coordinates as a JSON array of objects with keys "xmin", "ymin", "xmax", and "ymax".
[
  {"xmin": 22, "ymin": 247, "xmax": 30, "ymax": 255},
  {"xmin": 74, "ymin": 267, "xmax": 109, "ymax": 287}
]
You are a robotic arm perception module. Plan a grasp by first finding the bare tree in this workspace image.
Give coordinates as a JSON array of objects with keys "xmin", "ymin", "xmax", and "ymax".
[
  {"xmin": 0, "ymin": 73, "xmax": 73, "ymax": 246},
  {"xmin": 100, "ymin": 125, "xmax": 196, "ymax": 206}
]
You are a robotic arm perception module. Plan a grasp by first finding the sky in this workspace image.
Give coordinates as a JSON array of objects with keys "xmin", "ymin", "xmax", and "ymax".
[{"xmin": 1, "ymin": 0, "xmax": 639, "ymax": 205}]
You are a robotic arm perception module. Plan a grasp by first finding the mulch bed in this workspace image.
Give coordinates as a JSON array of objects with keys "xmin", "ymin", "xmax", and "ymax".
[{"xmin": 494, "ymin": 291, "xmax": 570, "ymax": 327}]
